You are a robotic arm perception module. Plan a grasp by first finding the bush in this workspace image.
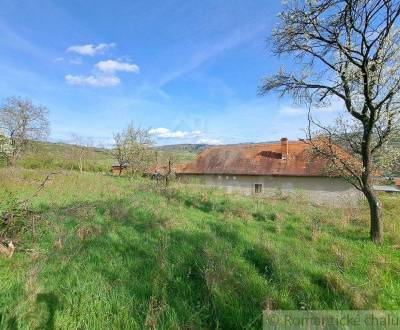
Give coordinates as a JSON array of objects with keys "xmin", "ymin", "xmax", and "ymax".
[
  {"xmin": 0, "ymin": 189, "xmax": 25, "ymax": 237},
  {"xmin": 0, "ymin": 189, "xmax": 21, "ymax": 218}
]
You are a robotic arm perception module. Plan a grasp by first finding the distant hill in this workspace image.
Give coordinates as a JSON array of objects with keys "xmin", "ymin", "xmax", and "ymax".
[{"xmin": 154, "ymin": 144, "xmax": 211, "ymax": 153}]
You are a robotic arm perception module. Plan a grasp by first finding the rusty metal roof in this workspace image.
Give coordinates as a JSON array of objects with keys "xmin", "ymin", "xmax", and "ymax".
[
  {"xmin": 176, "ymin": 141, "xmax": 328, "ymax": 177},
  {"xmin": 147, "ymin": 164, "xmax": 172, "ymax": 176}
]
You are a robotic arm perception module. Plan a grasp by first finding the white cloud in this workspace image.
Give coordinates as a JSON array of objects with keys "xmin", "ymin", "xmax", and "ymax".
[
  {"xmin": 149, "ymin": 127, "xmax": 203, "ymax": 139},
  {"xmin": 66, "ymin": 43, "xmax": 115, "ymax": 56},
  {"xmin": 65, "ymin": 74, "xmax": 120, "ymax": 87},
  {"xmin": 197, "ymin": 138, "xmax": 222, "ymax": 145},
  {"xmin": 64, "ymin": 43, "xmax": 140, "ymax": 87},
  {"xmin": 149, "ymin": 128, "xmax": 221, "ymax": 144},
  {"xmin": 95, "ymin": 60, "xmax": 140, "ymax": 74},
  {"xmin": 53, "ymin": 57, "xmax": 64, "ymax": 63}
]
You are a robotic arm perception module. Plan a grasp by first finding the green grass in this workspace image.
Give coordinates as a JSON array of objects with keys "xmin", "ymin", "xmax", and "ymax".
[
  {"xmin": 14, "ymin": 141, "xmax": 198, "ymax": 174},
  {"xmin": 1, "ymin": 168, "xmax": 400, "ymax": 329},
  {"xmin": 16, "ymin": 141, "xmax": 114, "ymax": 173}
]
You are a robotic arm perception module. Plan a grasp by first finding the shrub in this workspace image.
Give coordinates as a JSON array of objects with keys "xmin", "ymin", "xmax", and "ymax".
[{"xmin": 0, "ymin": 189, "xmax": 25, "ymax": 237}]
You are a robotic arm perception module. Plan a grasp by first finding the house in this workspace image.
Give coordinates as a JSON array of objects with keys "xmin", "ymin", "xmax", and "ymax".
[
  {"xmin": 145, "ymin": 164, "xmax": 173, "ymax": 179},
  {"xmin": 176, "ymin": 138, "xmax": 361, "ymax": 203},
  {"xmin": 111, "ymin": 163, "xmax": 128, "ymax": 175}
]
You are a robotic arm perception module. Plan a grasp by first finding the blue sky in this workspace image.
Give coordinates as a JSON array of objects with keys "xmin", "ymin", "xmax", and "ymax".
[{"xmin": 0, "ymin": 0, "xmax": 340, "ymax": 146}]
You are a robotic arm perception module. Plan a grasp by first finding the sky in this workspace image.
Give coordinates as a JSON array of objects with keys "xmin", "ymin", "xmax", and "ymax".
[{"xmin": 0, "ymin": 0, "xmax": 342, "ymax": 146}]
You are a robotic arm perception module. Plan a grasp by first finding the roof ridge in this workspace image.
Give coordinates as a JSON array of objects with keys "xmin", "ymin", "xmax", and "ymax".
[
  {"xmin": 177, "ymin": 139, "xmax": 327, "ymax": 177},
  {"xmin": 204, "ymin": 140, "xmax": 304, "ymax": 149}
]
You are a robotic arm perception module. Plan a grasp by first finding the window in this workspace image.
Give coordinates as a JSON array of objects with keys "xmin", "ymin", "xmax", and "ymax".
[{"xmin": 255, "ymin": 184, "xmax": 262, "ymax": 194}]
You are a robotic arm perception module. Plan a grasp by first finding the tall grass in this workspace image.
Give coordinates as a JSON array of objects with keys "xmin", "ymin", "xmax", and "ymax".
[
  {"xmin": 15, "ymin": 142, "xmax": 113, "ymax": 173},
  {"xmin": 1, "ymin": 168, "xmax": 399, "ymax": 329}
]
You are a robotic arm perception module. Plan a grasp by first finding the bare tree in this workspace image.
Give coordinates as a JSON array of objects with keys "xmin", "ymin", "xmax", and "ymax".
[
  {"xmin": 152, "ymin": 150, "xmax": 178, "ymax": 188},
  {"xmin": 70, "ymin": 134, "xmax": 94, "ymax": 173},
  {"xmin": 260, "ymin": 0, "xmax": 400, "ymax": 243},
  {"xmin": 112, "ymin": 132, "xmax": 129, "ymax": 175},
  {"xmin": 0, "ymin": 97, "xmax": 50, "ymax": 161},
  {"xmin": 125, "ymin": 123, "xmax": 154, "ymax": 175},
  {"xmin": 112, "ymin": 122, "xmax": 154, "ymax": 176}
]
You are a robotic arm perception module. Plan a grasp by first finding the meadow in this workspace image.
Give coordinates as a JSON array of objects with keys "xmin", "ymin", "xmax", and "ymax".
[
  {"xmin": 1, "ymin": 168, "xmax": 400, "ymax": 329},
  {"xmin": 10, "ymin": 142, "xmax": 197, "ymax": 174}
]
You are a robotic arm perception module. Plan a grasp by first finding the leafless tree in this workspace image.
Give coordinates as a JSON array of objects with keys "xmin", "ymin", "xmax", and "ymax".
[
  {"xmin": 112, "ymin": 132, "xmax": 129, "ymax": 175},
  {"xmin": 112, "ymin": 122, "xmax": 154, "ymax": 176},
  {"xmin": 0, "ymin": 97, "xmax": 50, "ymax": 161},
  {"xmin": 260, "ymin": 0, "xmax": 400, "ymax": 243},
  {"xmin": 70, "ymin": 134, "xmax": 94, "ymax": 173},
  {"xmin": 154, "ymin": 150, "xmax": 178, "ymax": 187}
]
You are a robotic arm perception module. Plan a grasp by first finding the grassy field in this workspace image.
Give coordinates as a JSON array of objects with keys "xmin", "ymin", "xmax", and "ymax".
[
  {"xmin": 1, "ymin": 168, "xmax": 400, "ymax": 329},
  {"xmin": 14, "ymin": 141, "xmax": 114, "ymax": 172},
  {"xmin": 13, "ymin": 141, "xmax": 198, "ymax": 174}
]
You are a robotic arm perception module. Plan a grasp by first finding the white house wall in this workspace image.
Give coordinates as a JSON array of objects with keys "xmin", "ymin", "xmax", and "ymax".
[{"xmin": 180, "ymin": 174, "xmax": 362, "ymax": 204}]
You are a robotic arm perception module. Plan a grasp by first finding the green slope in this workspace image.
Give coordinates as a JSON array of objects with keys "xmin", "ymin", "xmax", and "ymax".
[{"xmin": 1, "ymin": 169, "xmax": 399, "ymax": 329}]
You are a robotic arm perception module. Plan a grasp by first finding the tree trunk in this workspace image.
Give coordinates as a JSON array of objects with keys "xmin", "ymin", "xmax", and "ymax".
[
  {"xmin": 359, "ymin": 114, "xmax": 383, "ymax": 243},
  {"xmin": 363, "ymin": 187, "xmax": 383, "ymax": 243},
  {"xmin": 165, "ymin": 160, "xmax": 172, "ymax": 188}
]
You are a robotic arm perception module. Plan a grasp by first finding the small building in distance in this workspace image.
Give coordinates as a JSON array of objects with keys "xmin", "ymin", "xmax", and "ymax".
[
  {"xmin": 111, "ymin": 163, "xmax": 128, "ymax": 175},
  {"xmin": 176, "ymin": 138, "xmax": 361, "ymax": 203},
  {"xmin": 111, "ymin": 163, "xmax": 173, "ymax": 177}
]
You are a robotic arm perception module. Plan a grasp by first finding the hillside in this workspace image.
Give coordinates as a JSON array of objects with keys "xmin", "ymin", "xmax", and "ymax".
[
  {"xmin": 155, "ymin": 143, "xmax": 211, "ymax": 152},
  {"xmin": 16, "ymin": 141, "xmax": 115, "ymax": 172},
  {"xmin": 1, "ymin": 169, "xmax": 400, "ymax": 329},
  {"xmin": 14, "ymin": 141, "xmax": 199, "ymax": 172},
  {"xmin": 154, "ymin": 144, "xmax": 207, "ymax": 162}
]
